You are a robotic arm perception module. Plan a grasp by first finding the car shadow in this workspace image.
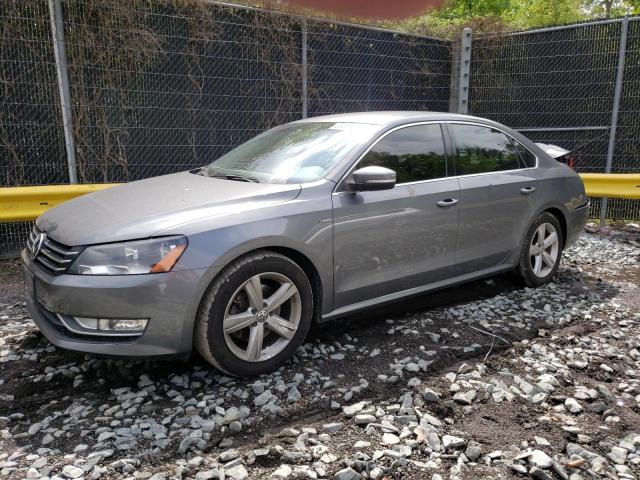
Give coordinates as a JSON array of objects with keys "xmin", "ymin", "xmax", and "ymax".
[
  {"xmin": 307, "ymin": 265, "xmax": 617, "ymax": 341},
  {"xmin": 310, "ymin": 271, "xmax": 521, "ymax": 338}
]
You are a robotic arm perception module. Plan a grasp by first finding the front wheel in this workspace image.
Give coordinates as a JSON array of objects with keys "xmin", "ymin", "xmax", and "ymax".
[
  {"xmin": 516, "ymin": 212, "xmax": 564, "ymax": 287},
  {"xmin": 195, "ymin": 250, "xmax": 313, "ymax": 376}
]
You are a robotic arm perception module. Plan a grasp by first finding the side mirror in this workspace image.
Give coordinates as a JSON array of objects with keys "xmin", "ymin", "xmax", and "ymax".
[{"xmin": 347, "ymin": 166, "xmax": 396, "ymax": 191}]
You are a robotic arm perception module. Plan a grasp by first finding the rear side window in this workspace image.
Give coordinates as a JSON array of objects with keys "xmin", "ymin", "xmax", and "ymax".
[
  {"xmin": 358, "ymin": 124, "xmax": 447, "ymax": 184},
  {"xmin": 449, "ymin": 124, "xmax": 521, "ymax": 175},
  {"xmin": 511, "ymin": 138, "xmax": 537, "ymax": 168}
]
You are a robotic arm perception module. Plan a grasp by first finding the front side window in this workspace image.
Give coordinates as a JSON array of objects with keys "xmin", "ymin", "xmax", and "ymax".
[
  {"xmin": 202, "ymin": 122, "xmax": 380, "ymax": 184},
  {"xmin": 356, "ymin": 124, "xmax": 447, "ymax": 184},
  {"xmin": 449, "ymin": 124, "xmax": 521, "ymax": 175}
]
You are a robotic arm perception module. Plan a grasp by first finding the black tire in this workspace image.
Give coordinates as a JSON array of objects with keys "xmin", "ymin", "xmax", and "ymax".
[
  {"xmin": 195, "ymin": 250, "xmax": 313, "ymax": 376},
  {"xmin": 516, "ymin": 212, "xmax": 564, "ymax": 287}
]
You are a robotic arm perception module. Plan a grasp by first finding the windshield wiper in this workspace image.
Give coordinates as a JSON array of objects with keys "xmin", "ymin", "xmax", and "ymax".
[{"xmin": 206, "ymin": 173, "xmax": 260, "ymax": 183}]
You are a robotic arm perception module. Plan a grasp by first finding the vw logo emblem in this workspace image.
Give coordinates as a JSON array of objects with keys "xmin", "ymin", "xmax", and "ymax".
[
  {"xmin": 31, "ymin": 232, "xmax": 46, "ymax": 259},
  {"xmin": 256, "ymin": 309, "xmax": 269, "ymax": 322}
]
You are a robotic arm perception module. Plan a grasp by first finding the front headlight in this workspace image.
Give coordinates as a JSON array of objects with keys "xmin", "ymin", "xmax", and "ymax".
[{"xmin": 69, "ymin": 236, "xmax": 187, "ymax": 275}]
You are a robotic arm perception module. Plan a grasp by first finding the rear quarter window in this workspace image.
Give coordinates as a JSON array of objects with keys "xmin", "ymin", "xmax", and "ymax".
[{"xmin": 511, "ymin": 138, "xmax": 537, "ymax": 168}]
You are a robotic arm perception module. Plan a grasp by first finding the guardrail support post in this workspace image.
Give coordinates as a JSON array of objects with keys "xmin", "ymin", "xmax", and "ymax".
[
  {"xmin": 457, "ymin": 28, "xmax": 472, "ymax": 114},
  {"xmin": 48, "ymin": 0, "xmax": 78, "ymax": 184},
  {"xmin": 601, "ymin": 17, "xmax": 628, "ymax": 226},
  {"xmin": 301, "ymin": 18, "xmax": 308, "ymax": 119}
]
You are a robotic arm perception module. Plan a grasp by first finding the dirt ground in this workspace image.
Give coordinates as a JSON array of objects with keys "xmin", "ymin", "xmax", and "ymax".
[{"xmin": 1, "ymin": 230, "xmax": 639, "ymax": 480}]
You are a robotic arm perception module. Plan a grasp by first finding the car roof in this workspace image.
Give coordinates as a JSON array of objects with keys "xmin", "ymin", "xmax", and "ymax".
[{"xmin": 293, "ymin": 111, "xmax": 493, "ymax": 128}]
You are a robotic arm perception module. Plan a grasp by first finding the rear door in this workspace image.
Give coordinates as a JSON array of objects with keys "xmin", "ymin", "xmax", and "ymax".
[
  {"xmin": 446, "ymin": 122, "xmax": 539, "ymax": 274},
  {"xmin": 332, "ymin": 123, "xmax": 460, "ymax": 309}
]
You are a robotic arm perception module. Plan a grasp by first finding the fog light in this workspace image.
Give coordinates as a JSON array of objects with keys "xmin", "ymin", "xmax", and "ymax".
[
  {"xmin": 97, "ymin": 319, "xmax": 148, "ymax": 331},
  {"xmin": 74, "ymin": 317, "xmax": 148, "ymax": 332},
  {"xmin": 74, "ymin": 317, "xmax": 99, "ymax": 330}
]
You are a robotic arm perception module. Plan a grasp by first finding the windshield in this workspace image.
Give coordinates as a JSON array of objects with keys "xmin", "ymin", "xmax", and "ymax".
[{"xmin": 202, "ymin": 122, "xmax": 380, "ymax": 184}]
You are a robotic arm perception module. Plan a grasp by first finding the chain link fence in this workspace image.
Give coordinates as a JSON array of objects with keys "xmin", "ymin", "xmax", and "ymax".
[
  {"xmin": 1, "ymin": 1, "xmax": 68, "ymax": 258},
  {"xmin": 0, "ymin": 0, "xmax": 452, "ymax": 257},
  {"xmin": 1, "ymin": 1, "xmax": 640, "ymax": 258},
  {"xmin": 468, "ymin": 19, "xmax": 640, "ymax": 221},
  {"xmin": 306, "ymin": 22, "xmax": 451, "ymax": 116}
]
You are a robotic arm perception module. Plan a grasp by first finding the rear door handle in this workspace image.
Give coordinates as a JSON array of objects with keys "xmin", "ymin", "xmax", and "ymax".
[
  {"xmin": 520, "ymin": 186, "xmax": 536, "ymax": 195},
  {"xmin": 436, "ymin": 198, "xmax": 459, "ymax": 207}
]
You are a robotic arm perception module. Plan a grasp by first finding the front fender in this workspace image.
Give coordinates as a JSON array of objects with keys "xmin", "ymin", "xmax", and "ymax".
[{"xmin": 179, "ymin": 216, "xmax": 334, "ymax": 315}]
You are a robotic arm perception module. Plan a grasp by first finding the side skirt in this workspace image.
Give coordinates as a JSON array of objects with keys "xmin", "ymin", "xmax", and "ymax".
[{"xmin": 319, "ymin": 264, "xmax": 515, "ymax": 322}]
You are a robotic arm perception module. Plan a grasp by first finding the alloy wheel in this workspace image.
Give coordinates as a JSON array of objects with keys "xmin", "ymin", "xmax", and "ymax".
[
  {"xmin": 223, "ymin": 272, "xmax": 301, "ymax": 362},
  {"xmin": 529, "ymin": 222, "xmax": 559, "ymax": 278}
]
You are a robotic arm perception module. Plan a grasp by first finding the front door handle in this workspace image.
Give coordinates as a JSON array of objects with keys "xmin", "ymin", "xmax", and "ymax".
[
  {"xmin": 436, "ymin": 198, "xmax": 459, "ymax": 207},
  {"xmin": 520, "ymin": 186, "xmax": 536, "ymax": 195}
]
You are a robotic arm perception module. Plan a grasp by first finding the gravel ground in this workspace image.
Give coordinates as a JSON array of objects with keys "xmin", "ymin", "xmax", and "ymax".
[{"xmin": 1, "ymin": 231, "xmax": 639, "ymax": 480}]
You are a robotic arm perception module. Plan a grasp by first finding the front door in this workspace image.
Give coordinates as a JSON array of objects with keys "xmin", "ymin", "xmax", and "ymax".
[{"xmin": 332, "ymin": 123, "xmax": 460, "ymax": 309}]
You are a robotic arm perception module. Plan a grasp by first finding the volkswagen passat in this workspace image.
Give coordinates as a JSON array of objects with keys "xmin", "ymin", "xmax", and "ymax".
[{"xmin": 23, "ymin": 112, "xmax": 589, "ymax": 376}]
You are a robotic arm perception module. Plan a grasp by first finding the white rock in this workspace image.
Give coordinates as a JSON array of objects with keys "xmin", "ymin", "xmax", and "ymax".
[
  {"xmin": 334, "ymin": 467, "xmax": 362, "ymax": 480},
  {"xmin": 195, "ymin": 469, "xmax": 222, "ymax": 480},
  {"xmin": 343, "ymin": 401, "xmax": 366, "ymax": 417},
  {"xmin": 226, "ymin": 464, "xmax": 248, "ymax": 480},
  {"xmin": 529, "ymin": 449, "xmax": 553, "ymax": 469},
  {"xmin": 442, "ymin": 435, "xmax": 466, "ymax": 450},
  {"xmin": 271, "ymin": 464, "xmax": 292, "ymax": 478},
  {"xmin": 62, "ymin": 465, "xmax": 85, "ymax": 479},
  {"xmin": 354, "ymin": 414, "xmax": 376, "ymax": 425},
  {"xmin": 565, "ymin": 398, "xmax": 583, "ymax": 414},
  {"xmin": 608, "ymin": 446, "xmax": 628, "ymax": 465},
  {"xmin": 534, "ymin": 436, "xmax": 551, "ymax": 446},
  {"xmin": 382, "ymin": 433, "xmax": 400, "ymax": 445},
  {"xmin": 353, "ymin": 441, "xmax": 371, "ymax": 449},
  {"xmin": 26, "ymin": 468, "xmax": 40, "ymax": 479}
]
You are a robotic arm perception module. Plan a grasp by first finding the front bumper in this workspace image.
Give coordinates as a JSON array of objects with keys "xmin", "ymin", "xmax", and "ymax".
[{"xmin": 22, "ymin": 249, "xmax": 210, "ymax": 358}]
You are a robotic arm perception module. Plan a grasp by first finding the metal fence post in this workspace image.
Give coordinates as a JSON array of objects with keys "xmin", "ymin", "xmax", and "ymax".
[
  {"xmin": 457, "ymin": 28, "xmax": 472, "ymax": 114},
  {"xmin": 301, "ymin": 18, "xmax": 308, "ymax": 119},
  {"xmin": 48, "ymin": 0, "xmax": 78, "ymax": 184},
  {"xmin": 601, "ymin": 17, "xmax": 629, "ymax": 226}
]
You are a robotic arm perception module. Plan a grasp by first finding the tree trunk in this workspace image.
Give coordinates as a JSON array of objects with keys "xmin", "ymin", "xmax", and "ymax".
[{"xmin": 605, "ymin": 0, "xmax": 613, "ymax": 18}]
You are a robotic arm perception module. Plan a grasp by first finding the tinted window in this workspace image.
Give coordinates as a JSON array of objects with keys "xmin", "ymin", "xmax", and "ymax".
[
  {"xmin": 357, "ymin": 124, "xmax": 447, "ymax": 184},
  {"xmin": 511, "ymin": 138, "xmax": 537, "ymax": 168},
  {"xmin": 450, "ymin": 124, "xmax": 521, "ymax": 175}
]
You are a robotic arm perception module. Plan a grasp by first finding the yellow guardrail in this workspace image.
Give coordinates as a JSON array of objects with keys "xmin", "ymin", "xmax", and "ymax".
[
  {"xmin": 580, "ymin": 173, "xmax": 640, "ymax": 200},
  {"xmin": 0, "ymin": 174, "xmax": 638, "ymax": 223},
  {"xmin": 0, "ymin": 184, "xmax": 117, "ymax": 222}
]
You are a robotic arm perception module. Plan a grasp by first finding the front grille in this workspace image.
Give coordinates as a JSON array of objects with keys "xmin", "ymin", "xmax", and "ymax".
[{"xmin": 27, "ymin": 225, "xmax": 81, "ymax": 275}]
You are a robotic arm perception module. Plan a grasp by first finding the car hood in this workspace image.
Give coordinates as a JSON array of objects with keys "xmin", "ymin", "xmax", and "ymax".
[{"xmin": 37, "ymin": 172, "xmax": 301, "ymax": 246}]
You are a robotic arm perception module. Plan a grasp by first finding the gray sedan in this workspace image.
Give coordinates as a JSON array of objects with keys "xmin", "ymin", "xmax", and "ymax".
[{"xmin": 22, "ymin": 112, "xmax": 589, "ymax": 376}]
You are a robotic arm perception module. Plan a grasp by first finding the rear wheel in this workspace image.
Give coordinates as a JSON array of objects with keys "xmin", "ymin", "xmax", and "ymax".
[
  {"xmin": 195, "ymin": 250, "xmax": 313, "ymax": 376},
  {"xmin": 516, "ymin": 212, "xmax": 564, "ymax": 287}
]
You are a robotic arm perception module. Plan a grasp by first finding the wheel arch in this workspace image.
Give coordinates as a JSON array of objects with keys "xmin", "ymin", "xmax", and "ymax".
[
  {"xmin": 512, "ymin": 202, "xmax": 569, "ymax": 265},
  {"xmin": 255, "ymin": 246, "xmax": 323, "ymax": 323},
  {"xmin": 195, "ymin": 238, "xmax": 329, "ymax": 324},
  {"xmin": 542, "ymin": 206, "xmax": 568, "ymax": 247}
]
